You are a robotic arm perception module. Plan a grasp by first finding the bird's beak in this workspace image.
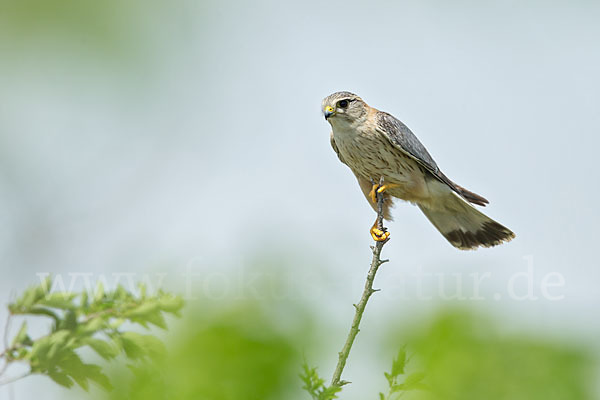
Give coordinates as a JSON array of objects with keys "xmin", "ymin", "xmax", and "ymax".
[{"xmin": 324, "ymin": 106, "xmax": 335, "ymax": 119}]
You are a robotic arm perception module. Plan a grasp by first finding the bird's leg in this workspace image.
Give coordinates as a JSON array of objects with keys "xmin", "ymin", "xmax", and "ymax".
[
  {"xmin": 368, "ymin": 182, "xmax": 400, "ymax": 204},
  {"xmin": 368, "ymin": 178, "xmax": 397, "ymax": 242}
]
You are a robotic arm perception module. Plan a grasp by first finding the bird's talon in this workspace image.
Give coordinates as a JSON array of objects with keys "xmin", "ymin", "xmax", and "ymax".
[
  {"xmin": 377, "ymin": 183, "xmax": 400, "ymax": 194},
  {"xmin": 370, "ymin": 227, "xmax": 390, "ymax": 242},
  {"xmin": 370, "ymin": 183, "xmax": 401, "ymax": 204},
  {"xmin": 368, "ymin": 184, "xmax": 378, "ymax": 204}
]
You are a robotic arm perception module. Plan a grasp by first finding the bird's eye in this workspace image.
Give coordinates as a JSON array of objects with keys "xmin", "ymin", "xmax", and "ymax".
[{"xmin": 338, "ymin": 100, "xmax": 349, "ymax": 109}]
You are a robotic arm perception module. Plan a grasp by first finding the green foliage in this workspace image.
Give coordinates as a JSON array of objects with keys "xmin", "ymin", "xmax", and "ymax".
[
  {"xmin": 300, "ymin": 363, "xmax": 341, "ymax": 400},
  {"xmin": 1, "ymin": 277, "xmax": 183, "ymax": 391},
  {"xmin": 389, "ymin": 310, "xmax": 594, "ymax": 400},
  {"xmin": 301, "ymin": 309, "xmax": 594, "ymax": 400},
  {"xmin": 3, "ymin": 277, "xmax": 594, "ymax": 400},
  {"xmin": 299, "ymin": 346, "xmax": 426, "ymax": 400},
  {"xmin": 105, "ymin": 302, "xmax": 304, "ymax": 400},
  {"xmin": 380, "ymin": 347, "xmax": 428, "ymax": 400},
  {"xmin": 0, "ymin": 0, "xmax": 140, "ymax": 50}
]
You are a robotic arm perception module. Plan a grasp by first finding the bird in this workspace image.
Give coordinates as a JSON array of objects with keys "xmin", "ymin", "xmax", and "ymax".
[{"xmin": 322, "ymin": 91, "xmax": 515, "ymax": 250}]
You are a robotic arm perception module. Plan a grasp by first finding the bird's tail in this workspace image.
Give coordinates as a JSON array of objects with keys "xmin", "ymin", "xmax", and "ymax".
[{"xmin": 418, "ymin": 192, "xmax": 515, "ymax": 250}]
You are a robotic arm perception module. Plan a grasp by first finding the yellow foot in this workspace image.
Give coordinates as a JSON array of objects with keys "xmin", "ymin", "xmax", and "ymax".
[
  {"xmin": 370, "ymin": 226, "xmax": 390, "ymax": 242},
  {"xmin": 369, "ymin": 183, "xmax": 400, "ymax": 204},
  {"xmin": 368, "ymin": 184, "xmax": 378, "ymax": 204}
]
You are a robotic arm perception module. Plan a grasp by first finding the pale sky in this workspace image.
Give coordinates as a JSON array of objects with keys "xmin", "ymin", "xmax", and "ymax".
[{"xmin": 1, "ymin": 1, "xmax": 599, "ymax": 398}]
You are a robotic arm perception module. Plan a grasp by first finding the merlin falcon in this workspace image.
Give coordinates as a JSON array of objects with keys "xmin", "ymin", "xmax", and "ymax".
[{"xmin": 322, "ymin": 91, "xmax": 515, "ymax": 250}]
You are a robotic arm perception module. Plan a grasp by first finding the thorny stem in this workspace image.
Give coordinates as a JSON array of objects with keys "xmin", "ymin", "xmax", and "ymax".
[{"xmin": 330, "ymin": 177, "xmax": 390, "ymax": 388}]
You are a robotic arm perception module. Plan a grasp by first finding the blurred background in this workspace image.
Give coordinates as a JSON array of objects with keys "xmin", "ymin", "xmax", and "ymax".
[{"xmin": 1, "ymin": 0, "xmax": 599, "ymax": 398}]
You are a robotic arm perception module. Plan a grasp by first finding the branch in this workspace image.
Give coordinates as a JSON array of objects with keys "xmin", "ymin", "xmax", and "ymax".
[
  {"xmin": 330, "ymin": 178, "xmax": 390, "ymax": 388},
  {"xmin": 2, "ymin": 313, "xmax": 11, "ymax": 357},
  {"xmin": 0, "ymin": 314, "xmax": 12, "ymax": 378},
  {"xmin": 0, "ymin": 371, "xmax": 30, "ymax": 386}
]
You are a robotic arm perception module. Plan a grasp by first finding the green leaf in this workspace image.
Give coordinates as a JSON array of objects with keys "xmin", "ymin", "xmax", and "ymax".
[
  {"xmin": 79, "ymin": 317, "xmax": 106, "ymax": 334},
  {"xmin": 320, "ymin": 385, "xmax": 341, "ymax": 399},
  {"xmin": 80, "ymin": 290, "xmax": 89, "ymax": 308},
  {"xmin": 143, "ymin": 311, "xmax": 167, "ymax": 329},
  {"xmin": 384, "ymin": 371, "xmax": 393, "ymax": 386},
  {"xmin": 46, "ymin": 330, "xmax": 71, "ymax": 359},
  {"xmin": 94, "ymin": 282, "xmax": 105, "ymax": 302},
  {"xmin": 138, "ymin": 283, "xmax": 147, "ymax": 299},
  {"xmin": 390, "ymin": 384, "xmax": 403, "ymax": 394},
  {"xmin": 120, "ymin": 332, "xmax": 166, "ymax": 361},
  {"xmin": 60, "ymin": 309, "xmax": 78, "ymax": 331},
  {"xmin": 48, "ymin": 330, "xmax": 71, "ymax": 345},
  {"xmin": 39, "ymin": 292, "xmax": 76, "ymax": 310},
  {"xmin": 11, "ymin": 286, "xmax": 38, "ymax": 311},
  {"xmin": 11, "ymin": 320, "xmax": 28, "ymax": 347},
  {"xmin": 392, "ymin": 381, "xmax": 429, "ymax": 392},
  {"xmin": 48, "ymin": 370, "xmax": 74, "ymax": 388},
  {"xmin": 83, "ymin": 363, "xmax": 112, "ymax": 391},
  {"xmin": 38, "ymin": 276, "xmax": 52, "ymax": 295},
  {"xmin": 299, "ymin": 362, "xmax": 341, "ymax": 400},
  {"xmin": 18, "ymin": 287, "xmax": 38, "ymax": 309},
  {"xmin": 30, "ymin": 277, "xmax": 52, "ymax": 307},
  {"xmin": 158, "ymin": 295, "xmax": 184, "ymax": 314},
  {"xmin": 401, "ymin": 372, "xmax": 426, "ymax": 390},
  {"xmin": 9, "ymin": 277, "xmax": 51, "ymax": 311},
  {"xmin": 28, "ymin": 336, "xmax": 54, "ymax": 361},
  {"xmin": 65, "ymin": 356, "xmax": 112, "ymax": 391},
  {"xmin": 57, "ymin": 350, "xmax": 88, "ymax": 390},
  {"xmin": 112, "ymin": 285, "xmax": 128, "ymax": 301},
  {"xmin": 82, "ymin": 337, "xmax": 119, "ymax": 360},
  {"xmin": 391, "ymin": 347, "xmax": 407, "ymax": 377},
  {"xmin": 126, "ymin": 301, "xmax": 159, "ymax": 318}
]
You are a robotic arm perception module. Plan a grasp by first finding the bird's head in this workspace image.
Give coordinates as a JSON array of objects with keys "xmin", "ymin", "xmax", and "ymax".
[{"xmin": 322, "ymin": 91, "xmax": 368, "ymax": 125}]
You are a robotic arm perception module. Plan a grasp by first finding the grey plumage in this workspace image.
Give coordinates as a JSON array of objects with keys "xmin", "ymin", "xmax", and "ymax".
[
  {"xmin": 376, "ymin": 111, "xmax": 439, "ymax": 175},
  {"xmin": 375, "ymin": 112, "xmax": 489, "ymax": 206}
]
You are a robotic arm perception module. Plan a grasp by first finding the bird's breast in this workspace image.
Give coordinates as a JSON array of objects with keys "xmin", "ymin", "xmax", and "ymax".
[
  {"xmin": 332, "ymin": 124, "xmax": 430, "ymax": 202},
  {"xmin": 333, "ymin": 124, "xmax": 403, "ymax": 176}
]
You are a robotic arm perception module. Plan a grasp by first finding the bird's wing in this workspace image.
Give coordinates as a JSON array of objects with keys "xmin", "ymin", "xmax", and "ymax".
[
  {"xmin": 330, "ymin": 131, "xmax": 346, "ymax": 164},
  {"xmin": 375, "ymin": 111, "xmax": 489, "ymax": 206},
  {"xmin": 375, "ymin": 111, "xmax": 440, "ymax": 174}
]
